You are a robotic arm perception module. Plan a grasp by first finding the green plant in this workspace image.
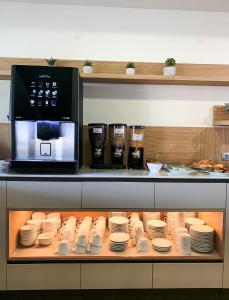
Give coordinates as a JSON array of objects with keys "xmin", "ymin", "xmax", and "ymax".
[
  {"xmin": 84, "ymin": 60, "xmax": 93, "ymax": 67},
  {"xmin": 165, "ymin": 58, "xmax": 176, "ymax": 67},
  {"xmin": 45, "ymin": 57, "xmax": 57, "ymax": 66},
  {"xmin": 126, "ymin": 62, "xmax": 135, "ymax": 69}
]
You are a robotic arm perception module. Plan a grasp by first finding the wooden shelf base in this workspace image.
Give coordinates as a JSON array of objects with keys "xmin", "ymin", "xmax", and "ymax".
[{"xmin": 9, "ymin": 232, "xmax": 222, "ymax": 262}]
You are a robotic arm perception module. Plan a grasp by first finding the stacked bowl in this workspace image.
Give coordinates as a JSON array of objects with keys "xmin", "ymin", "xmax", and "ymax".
[{"xmin": 20, "ymin": 225, "xmax": 37, "ymax": 247}]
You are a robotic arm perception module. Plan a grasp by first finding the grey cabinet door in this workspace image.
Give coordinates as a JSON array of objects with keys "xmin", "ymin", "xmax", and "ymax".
[
  {"xmin": 153, "ymin": 263, "xmax": 223, "ymax": 288},
  {"xmin": 82, "ymin": 182, "xmax": 154, "ymax": 209},
  {"xmin": 81, "ymin": 263, "xmax": 153, "ymax": 289},
  {"xmin": 0, "ymin": 181, "xmax": 6, "ymax": 290},
  {"xmin": 7, "ymin": 181, "xmax": 82, "ymax": 209},
  {"xmin": 155, "ymin": 182, "xmax": 226, "ymax": 209},
  {"xmin": 7, "ymin": 264, "xmax": 80, "ymax": 290}
]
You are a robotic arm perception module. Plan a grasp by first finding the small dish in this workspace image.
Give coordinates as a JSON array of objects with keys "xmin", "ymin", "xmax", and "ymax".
[
  {"xmin": 147, "ymin": 163, "xmax": 163, "ymax": 174},
  {"xmin": 38, "ymin": 232, "xmax": 54, "ymax": 246}
]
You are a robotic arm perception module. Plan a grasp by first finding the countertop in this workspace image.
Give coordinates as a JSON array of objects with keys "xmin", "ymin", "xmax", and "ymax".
[{"xmin": 1, "ymin": 168, "xmax": 229, "ymax": 182}]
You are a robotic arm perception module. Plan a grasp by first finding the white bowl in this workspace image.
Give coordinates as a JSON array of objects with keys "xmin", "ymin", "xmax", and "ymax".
[
  {"xmin": 47, "ymin": 212, "xmax": 60, "ymax": 219},
  {"xmin": 38, "ymin": 232, "xmax": 54, "ymax": 246},
  {"xmin": 147, "ymin": 163, "xmax": 163, "ymax": 174},
  {"xmin": 32, "ymin": 212, "xmax": 46, "ymax": 220}
]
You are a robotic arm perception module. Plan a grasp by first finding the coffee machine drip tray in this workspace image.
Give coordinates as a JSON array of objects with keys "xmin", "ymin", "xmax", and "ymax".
[{"xmin": 10, "ymin": 160, "xmax": 78, "ymax": 173}]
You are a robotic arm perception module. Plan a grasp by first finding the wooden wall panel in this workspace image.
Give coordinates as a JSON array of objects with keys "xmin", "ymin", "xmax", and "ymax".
[
  {"xmin": 0, "ymin": 123, "xmax": 11, "ymax": 160},
  {"xmin": 1, "ymin": 123, "xmax": 229, "ymax": 167}
]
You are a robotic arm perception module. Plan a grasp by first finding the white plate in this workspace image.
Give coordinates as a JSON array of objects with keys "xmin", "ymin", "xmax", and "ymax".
[
  {"xmin": 209, "ymin": 172, "xmax": 229, "ymax": 177},
  {"xmin": 109, "ymin": 232, "xmax": 130, "ymax": 243},
  {"xmin": 152, "ymin": 238, "xmax": 172, "ymax": 248}
]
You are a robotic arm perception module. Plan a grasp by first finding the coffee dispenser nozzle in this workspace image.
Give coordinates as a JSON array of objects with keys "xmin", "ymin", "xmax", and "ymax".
[{"xmin": 37, "ymin": 121, "xmax": 60, "ymax": 141}]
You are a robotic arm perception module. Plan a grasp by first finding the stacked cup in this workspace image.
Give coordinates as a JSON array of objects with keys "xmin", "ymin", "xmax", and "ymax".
[
  {"xmin": 26, "ymin": 219, "xmax": 42, "ymax": 236},
  {"xmin": 75, "ymin": 216, "xmax": 92, "ymax": 253},
  {"xmin": 128, "ymin": 213, "xmax": 140, "ymax": 238},
  {"xmin": 174, "ymin": 227, "xmax": 191, "ymax": 255},
  {"xmin": 89, "ymin": 216, "xmax": 106, "ymax": 253},
  {"xmin": 59, "ymin": 216, "xmax": 77, "ymax": 243},
  {"xmin": 20, "ymin": 225, "xmax": 37, "ymax": 247},
  {"xmin": 42, "ymin": 219, "xmax": 59, "ymax": 236}
]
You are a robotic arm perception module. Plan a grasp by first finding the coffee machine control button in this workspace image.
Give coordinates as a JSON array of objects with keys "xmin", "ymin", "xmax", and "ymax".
[
  {"xmin": 45, "ymin": 90, "xmax": 51, "ymax": 96},
  {"xmin": 30, "ymin": 99, "xmax": 35, "ymax": 106},
  {"xmin": 52, "ymin": 90, "xmax": 57, "ymax": 97},
  {"xmin": 38, "ymin": 89, "xmax": 44, "ymax": 96}
]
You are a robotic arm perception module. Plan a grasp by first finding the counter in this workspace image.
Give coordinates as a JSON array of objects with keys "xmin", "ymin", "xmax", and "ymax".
[
  {"xmin": 1, "ymin": 168, "xmax": 229, "ymax": 182},
  {"xmin": 0, "ymin": 169, "xmax": 229, "ymax": 290}
]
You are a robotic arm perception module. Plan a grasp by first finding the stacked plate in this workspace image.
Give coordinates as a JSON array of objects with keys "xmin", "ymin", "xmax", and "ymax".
[
  {"xmin": 109, "ymin": 216, "xmax": 128, "ymax": 233},
  {"xmin": 185, "ymin": 217, "xmax": 205, "ymax": 232},
  {"xmin": 152, "ymin": 238, "xmax": 172, "ymax": 252},
  {"xmin": 109, "ymin": 232, "xmax": 130, "ymax": 252},
  {"xmin": 146, "ymin": 220, "xmax": 166, "ymax": 240},
  {"xmin": 20, "ymin": 225, "xmax": 37, "ymax": 247},
  {"xmin": 190, "ymin": 224, "xmax": 214, "ymax": 253},
  {"xmin": 143, "ymin": 212, "xmax": 161, "ymax": 231}
]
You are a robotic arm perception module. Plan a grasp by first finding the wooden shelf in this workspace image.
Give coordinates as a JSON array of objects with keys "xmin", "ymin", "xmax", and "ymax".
[
  {"xmin": 2, "ymin": 57, "xmax": 229, "ymax": 86},
  {"xmin": 82, "ymin": 73, "xmax": 229, "ymax": 86},
  {"xmin": 9, "ymin": 231, "xmax": 222, "ymax": 262}
]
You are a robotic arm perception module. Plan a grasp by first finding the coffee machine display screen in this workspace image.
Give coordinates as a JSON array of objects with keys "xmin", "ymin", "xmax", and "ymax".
[{"xmin": 11, "ymin": 66, "xmax": 78, "ymax": 121}]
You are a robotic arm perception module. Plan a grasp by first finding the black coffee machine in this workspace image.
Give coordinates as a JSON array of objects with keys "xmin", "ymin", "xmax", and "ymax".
[{"xmin": 9, "ymin": 65, "xmax": 83, "ymax": 173}]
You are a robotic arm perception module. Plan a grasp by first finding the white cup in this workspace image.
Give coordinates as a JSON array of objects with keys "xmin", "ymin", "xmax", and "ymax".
[
  {"xmin": 63, "ymin": 216, "xmax": 77, "ymax": 227},
  {"xmin": 60, "ymin": 225, "xmax": 75, "ymax": 242},
  {"xmin": 76, "ymin": 234, "xmax": 88, "ymax": 247},
  {"xmin": 108, "ymin": 212, "xmax": 126, "ymax": 218},
  {"xmin": 136, "ymin": 237, "xmax": 149, "ymax": 252},
  {"xmin": 177, "ymin": 233, "xmax": 191, "ymax": 255},
  {"xmin": 32, "ymin": 212, "xmax": 46, "ymax": 220},
  {"xmin": 75, "ymin": 245, "xmax": 86, "ymax": 254},
  {"xmin": 0, "ymin": 160, "xmax": 9, "ymax": 173},
  {"xmin": 47, "ymin": 212, "xmax": 60, "ymax": 219},
  {"xmin": 90, "ymin": 230, "xmax": 103, "ymax": 247},
  {"xmin": 90, "ymin": 245, "xmax": 101, "ymax": 254},
  {"xmin": 58, "ymin": 240, "xmax": 70, "ymax": 255}
]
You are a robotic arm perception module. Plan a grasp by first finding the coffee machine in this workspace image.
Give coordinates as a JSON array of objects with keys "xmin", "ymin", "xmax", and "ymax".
[{"xmin": 9, "ymin": 65, "xmax": 83, "ymax": 173}]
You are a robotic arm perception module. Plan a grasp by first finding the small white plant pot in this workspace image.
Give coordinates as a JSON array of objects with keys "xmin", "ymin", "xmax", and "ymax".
[
  {"xmin": 126, "ymin": 68, "xmax": 135, "ymax": 75},
  {"xmin": 163, "ymin": 66, "xmax": 176, "ymax": 76},
  {"xmin": 83, "ymin": 66, "xmax": 93, "ymax": 74}
]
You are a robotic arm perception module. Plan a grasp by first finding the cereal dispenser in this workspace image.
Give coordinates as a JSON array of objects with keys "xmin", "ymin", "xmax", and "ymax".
[{"xmin": 128, "ymin": 125, "xmax": 144, "ymax": 169}]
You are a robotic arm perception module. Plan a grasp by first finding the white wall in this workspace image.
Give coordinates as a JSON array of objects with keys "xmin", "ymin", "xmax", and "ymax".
[{"xmin": 1, "ymin": 2, "xmax": 229, "ymax": 126}]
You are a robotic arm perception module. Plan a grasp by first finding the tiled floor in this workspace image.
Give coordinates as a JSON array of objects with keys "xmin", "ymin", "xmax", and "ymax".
[{"xmin": 0, "ymin": 289, "xmax": 226, "ymax": 300}]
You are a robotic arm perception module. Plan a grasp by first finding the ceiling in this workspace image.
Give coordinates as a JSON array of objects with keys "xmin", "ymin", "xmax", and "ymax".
[{"xmin": 1, "ymin": 0, "xmax": 229, "ymax": 12}]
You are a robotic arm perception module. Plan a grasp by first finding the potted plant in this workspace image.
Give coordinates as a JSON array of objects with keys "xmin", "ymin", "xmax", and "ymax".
[
  {"xmin": 45, "ymin": 57, "xmax": 57, "ymax": 67},
  {"xmin": 126, "ymin": 62, "xmax": 135, "ymax": 75},
  {"xmin": 163, "ymin": 58, "xmax": 176, "ymax": 76},
  {"xmin": 83, "ymin": 60, "xmax": 93, "ymax": 73}
]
